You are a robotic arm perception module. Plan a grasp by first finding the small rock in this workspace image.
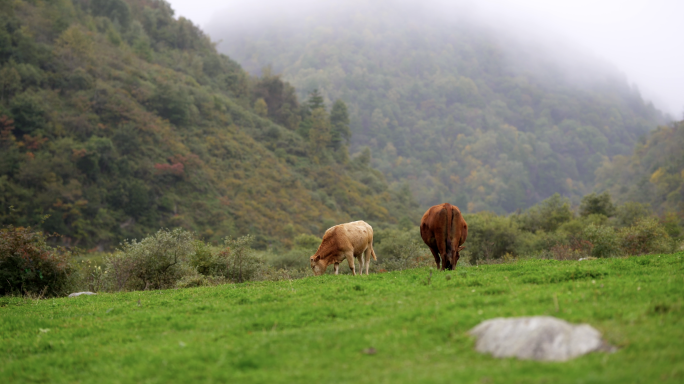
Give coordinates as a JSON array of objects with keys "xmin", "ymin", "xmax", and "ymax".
[
  {"xmin": 362, "ymin": 347, "xmax": 377, "ymax": 355},
  {"xmin": 469, "ymin": 316, "xmax": 614, "ymax": 361},
  {"xmin": 68, "ymin": 292, "xmax": 97, "ymax": 298}
]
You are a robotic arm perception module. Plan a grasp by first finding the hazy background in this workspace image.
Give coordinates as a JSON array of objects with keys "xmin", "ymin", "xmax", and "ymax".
[{"xmin": 166, "ymin": 0, "xmax": 683, "ymax": 117}]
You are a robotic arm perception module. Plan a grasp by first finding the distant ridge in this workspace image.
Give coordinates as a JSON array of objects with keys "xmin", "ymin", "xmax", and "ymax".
[{"xmin": 208, "ymin": 0, "xmax": 665, "ymax": 213}]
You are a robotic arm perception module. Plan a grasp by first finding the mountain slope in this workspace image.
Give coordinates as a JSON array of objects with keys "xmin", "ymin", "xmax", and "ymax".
[
  {"xmin": 595, "ymin": 120, "xmax": 684, "ymax": 220},
  {"xmin": 0, "ymin": 0, "xmax": 418, "ymax": 249},
  {"xmin": 208, "ymin": 0, "xmax": 665, "ymax": 213}
]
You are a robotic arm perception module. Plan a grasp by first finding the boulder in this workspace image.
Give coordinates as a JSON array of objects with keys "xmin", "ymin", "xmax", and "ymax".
[
  {"xmin": 68, "ymin": 292, "xmax": 97, "ymax": 298},
  {"xmin": 469, "ymin": 316, "xmax": 614, "ymax": 361}
]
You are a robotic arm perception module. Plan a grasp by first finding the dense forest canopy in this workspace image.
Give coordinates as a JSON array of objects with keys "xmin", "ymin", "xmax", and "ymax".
[
  {"xmin": 0, "ymin": 0, "xmax": 421, "ymax": 249},
  {"xmin": 207, "ymin": 0, "xmax": 666, "ymax": 214},
  {"xmin": 595, "ymin": 120, "xmax": 684, "ymax": 220}
]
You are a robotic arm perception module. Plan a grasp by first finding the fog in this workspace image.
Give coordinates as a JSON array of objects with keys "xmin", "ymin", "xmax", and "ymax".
[{"xmin": 166, "ymin": 0, "xmax": 684, "ymax": 117}]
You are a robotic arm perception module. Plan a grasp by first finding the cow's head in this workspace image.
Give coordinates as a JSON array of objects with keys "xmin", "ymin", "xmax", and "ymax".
[{"xmin": 310, "ymin": 254, "xmax": 326, "ymax": 276}]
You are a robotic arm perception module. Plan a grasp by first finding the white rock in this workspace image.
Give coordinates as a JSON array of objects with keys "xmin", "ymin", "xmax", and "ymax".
[
  {"xmin": 68, "ymin": 292, "xmax": 97, "ymax": 298},
  {"xmin": 469, "ymin": 316, "xmax": 614, "ymax": 361}
]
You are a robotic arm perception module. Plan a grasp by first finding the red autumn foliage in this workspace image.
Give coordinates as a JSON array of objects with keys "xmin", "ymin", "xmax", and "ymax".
[
  {"xmin": 0, "ymin": 226, "xmax": 74, "ymax": 297},
  {"xmin": 154, "ymin": 153, "xmax": 201, "ymax": 177},
  {"xmin": 71, "ymin": 148, "xmax": 87, "ymax": 159},
  {"xmin": 0, "ymin": 115, "xmax": 15, "ymax": 144},
  {"xmin": 22, "ymin": 134, "xmax": 48, "ymax": 150},
  {"xmin": 154, "ymin": 162, "xmax": 185, "ymax": 176}
]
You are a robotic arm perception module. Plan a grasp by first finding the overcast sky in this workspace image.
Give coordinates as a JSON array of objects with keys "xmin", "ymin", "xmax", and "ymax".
[{"xmin": 167, "ymin": 0, "xmax": 684, "ymax": 117}]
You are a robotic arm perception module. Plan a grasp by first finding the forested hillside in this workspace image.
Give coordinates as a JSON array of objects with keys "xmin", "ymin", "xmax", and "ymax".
[
  {"xmin": 208, "ymin": 0, "xmax": 665, "ymax": 213},
  {"xmin": 595, "ymin": 120, "xmax": 684, "ymax": 220},
  {"xmin": 0, "ymin": 0, "xmax": 420, "ymax": 249}
]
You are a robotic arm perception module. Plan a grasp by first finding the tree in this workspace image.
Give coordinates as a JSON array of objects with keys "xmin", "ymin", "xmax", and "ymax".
[
  {"xmin": 330, "ymin": 99, "xmax": 350, "ymax": 149},
  {"xmin": 579, "ymin": 192, "xmax": 616, "ymax": 217},
  {"xmin": 307, "ymin": 89, "xmax": 325, "ymax": 111},
  {"xmin": 254, "ymin": 98, "xmax": 268, "ymax": 117},
  {"xmin": 0, "ymin": 66, "xmax": 21, "ymax": 101},
  {"xmin": 252, "ymin": 71, "xmax": 300, "ymax": 129},
  {"xmin": 309, "ymin": 108, "xmax": 331, "ymax": 162},
  {"xmin": 518, "ymin": 193, "xmax": 573, "ymax": 233},
  {"xmin": 91, "ymin": 0, "xmax": 132, "ymax": 29}
]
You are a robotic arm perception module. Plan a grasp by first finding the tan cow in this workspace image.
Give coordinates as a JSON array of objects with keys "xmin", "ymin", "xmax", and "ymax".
[
  {"xmin": 310, "ymin": 221, "xmax": 377, "ymax": 276},
  {"xmin": 420, "ymin": 203, "xmax": 468, "ymax": 270}
]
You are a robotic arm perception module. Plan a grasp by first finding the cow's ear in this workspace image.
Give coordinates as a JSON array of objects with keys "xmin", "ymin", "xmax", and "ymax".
[{"xmin": 313, "ymin": 255, "xmax": 320, "ymax": 261}]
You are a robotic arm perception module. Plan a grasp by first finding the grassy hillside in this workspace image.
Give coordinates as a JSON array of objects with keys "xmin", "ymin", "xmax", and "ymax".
[
  {"xmin": 209, "ymin": 0, "xmax": 665, "ymax": 213},
  {"xmin": 0, "ymin": 0, "xmax": 420, "ymax": 249},
  {"xmin": 595, "ymin": 120, "xmax": 684, "ymax": 223},
  {"xmin": 2, "ymin": 253, "xmax": 683, "ymax": 383}
]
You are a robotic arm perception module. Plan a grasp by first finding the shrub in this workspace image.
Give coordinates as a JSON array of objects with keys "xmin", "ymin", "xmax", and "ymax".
[
  {"xmin": 619, "ymin": 218, "xmax": 671, "ymax": 256},
  {"xmin": 613, "ymin": 202, "xmax": 652, "ymax": 228},
  {"xmin": 582, "ymin": 224, "xmax": 620, "ymax": 258},
  {"xmin": 293, "ymin": 233, "xmax": 322, "ymax": 249},
  {"xmin": 533, "ymin": 230, "xmax": 592, "ymax": 260},
  {"xmin": 268, "ymin": 248, "xmax": 311, "ymax": 270},
  {"xmin": 0, "ymin": 226, "xmax": 75, "ymax": 297},
  {"xmin": 579, "ymin": 192, "xmax": 616, "ymax": 217},
  {"xmin": 464, "ymin": 212, "xmax": 522, "ymax": 263},
  {"xmin": 223, "ymin": 235, "xmax": 263, "ymax": 283},
  {"xmin": 374, "ymin": 228, "xmax": 432, "ymax": 271},
  {"xmin": 75, "ymin": 257, "xmax": 107, "ymax": 293},
  {"xmin": 189, "ymin": 240, "xmax": 227, "ymax": 277},
  {"xmin": 517, "ymin": 193, "xmax": 573, "ymax": 233},
  {"xmin": 104, "ymin": 228, "xmax": 195, "ymax": 291}
]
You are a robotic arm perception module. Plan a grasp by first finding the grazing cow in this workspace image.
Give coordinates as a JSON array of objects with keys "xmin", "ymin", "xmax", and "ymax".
[
  {"xmin": 420, "ymin": 203, "xmax": 468, "ymax": 270},
  {"xmin": 310, "ymin": 221, "xmax": 377, "ymax": 276}
]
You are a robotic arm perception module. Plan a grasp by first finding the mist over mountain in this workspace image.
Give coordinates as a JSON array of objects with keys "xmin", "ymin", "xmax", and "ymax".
[{"xmin": 207, "ymin": 0, "xmax": 665, "ymax": 213}]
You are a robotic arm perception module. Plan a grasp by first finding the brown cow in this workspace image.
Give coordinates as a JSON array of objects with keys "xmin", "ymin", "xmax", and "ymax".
[
  {"xmin": 420, "ymin": 203, "xmax": 468, "ymax": 270},
  {"xmin": 310, "ymin": 221, "xmax": 377, "ymax": 276}
]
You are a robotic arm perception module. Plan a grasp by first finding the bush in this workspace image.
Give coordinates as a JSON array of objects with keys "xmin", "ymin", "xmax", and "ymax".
[
  {"xmin": 293, "ymin": 233, "xmax": 322, "ymax": 249},
  {"xmin": 0, "ymin": 226, "xmax": 75, "ymax": 297},
  {"xmin": 613, "ymin": 202, "xmax": 652, "ymax": 228},
  {"xmin": 530, "ymin": 230, "xmax": 588, "ymax": 260},
  {"xmin": 267, "ymin": 248, "xmax": 311, "ymax": 270},
  {"xmin": 464, "ymin": 212, "xmax": 523, "ymax": 263},
  {"xmin": 75, "ymin": 257, "xmax": 107, "ymax": 293},
  {"xmin": 189, "ymin": 240, "xmax": 227, "ymax": 277},
  {"xmin": 104, "ymin": 228, "xmax": 195, "ymax": 291},
  {"xmin": 374, "ymin": 228, "xmax": 432, "ymax": 271},
  {"xmin": 579, "ymin": 192, "xmax": 616, "ymax": 217},
  {"xmin": 582, "ymin": 224, "xmax": 620, "ymax": 258},
  {"xmin": 619, "ymin": 218, "xmax": 671, "ymax": 256},
  {"xmin": 223, "ymin": 235, "xmax": 263, "ymax": 283},
  {"xmin": 517, "ymin": 193, "xmax": 573, "ymax": 233}
]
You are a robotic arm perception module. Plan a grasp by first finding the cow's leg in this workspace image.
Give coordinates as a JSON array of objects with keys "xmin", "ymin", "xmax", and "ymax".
[
  {"xmin": 442, "ymin": 254, "xmax": 452, "ymax": 270},
  {"xmin": 358, "ymin": 253, "xmax": 366, "ymax": 276},
  {"xmin": 345, "ymin": 252, "xmax": 356, "ymax": 276},
  {"xmin": 334, "ymin": 263, "xmax": 340, "ymax": 275},
  {"xmin": 434, "ymin": 234, "xmax": 450, "ymax": 272},
  {"xmin": 452, "ymin": 252, "xmax": 460, "ymax": 268},
  {"xmin": 364, "ymin": 247, "xmax": 372, "ymax": 275},
  {"xmin": 427, "ymin": 245, "xmax": 441, "ymax": 269}
]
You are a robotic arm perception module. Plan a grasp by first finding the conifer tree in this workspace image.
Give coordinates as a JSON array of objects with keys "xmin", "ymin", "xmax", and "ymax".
[
  {"xmin": 330, "ymin": 99, "xmax": 350, "ymax": 149},
  {"xmin": 307, "ymin": 89, "xmax": 325, "ymax": 111},
  {"xmin": 309, "ymin": 108, "xmax": 331, "ymax": 163}
]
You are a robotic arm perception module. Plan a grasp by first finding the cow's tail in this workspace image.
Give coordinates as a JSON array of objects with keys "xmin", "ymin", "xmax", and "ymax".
[
  {"xmin": 446, "ymin": 204, "xmax": 462, "ymax": 266},
  {"xmin": 443, "ymin": 205, "xmax": 453, "ymax": 256},
  {"xmin": 370, "ymin": 242, "xmax": 377, "ymax": 261}
]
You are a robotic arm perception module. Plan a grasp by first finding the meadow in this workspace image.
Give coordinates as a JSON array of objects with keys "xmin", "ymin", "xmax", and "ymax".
[{"xmin": 1, "ymin": 253, "xmax": 683, "ymax": 384}]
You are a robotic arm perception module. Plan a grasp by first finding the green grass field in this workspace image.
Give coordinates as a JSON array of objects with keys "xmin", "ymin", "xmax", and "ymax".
[{"xmin": 2, "ymin": 253, "xmax": 683, "ymax": 383}]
